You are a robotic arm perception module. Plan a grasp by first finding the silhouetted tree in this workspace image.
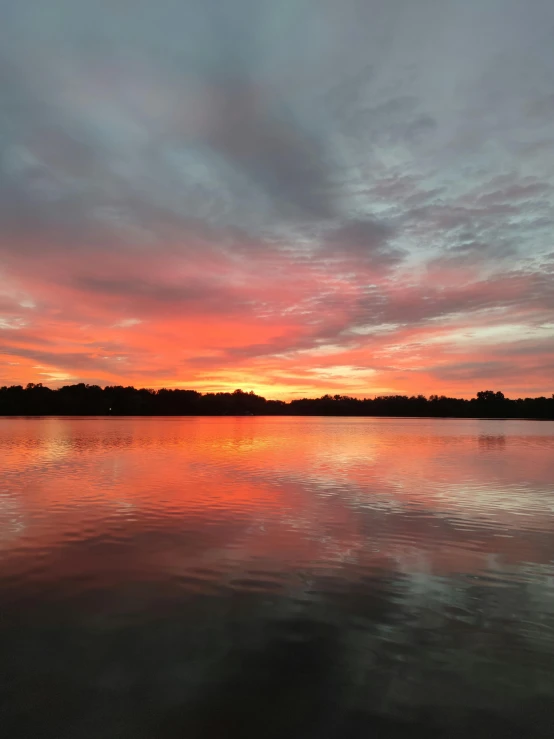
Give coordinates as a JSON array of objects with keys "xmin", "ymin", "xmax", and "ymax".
[
  {"xmin": 0, "ymin": 384, "xmax": 552, "ymax": 418},
  {"xmin": 477, "ymin": 390, "xmax": 505, "ymax": 402}
]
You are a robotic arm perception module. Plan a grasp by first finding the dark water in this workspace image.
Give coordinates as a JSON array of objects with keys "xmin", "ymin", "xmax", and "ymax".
[{"xmin": 1, "ymin": 417, "xmax": 554, "ymax": 738}]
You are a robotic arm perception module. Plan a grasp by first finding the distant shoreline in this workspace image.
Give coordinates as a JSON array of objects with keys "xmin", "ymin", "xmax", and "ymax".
[
  {"xmin": 1, "ymin": 414, "xmax": 553, "ymax": 421},
  {"xmin": 1, "ymin": 384, "xmax": 553, "ymax": 420}
]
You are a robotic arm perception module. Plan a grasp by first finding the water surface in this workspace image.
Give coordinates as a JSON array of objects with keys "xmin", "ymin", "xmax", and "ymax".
[{"xmin": 1, "ymin": 417, "xmax": 554, "ymax": 737}]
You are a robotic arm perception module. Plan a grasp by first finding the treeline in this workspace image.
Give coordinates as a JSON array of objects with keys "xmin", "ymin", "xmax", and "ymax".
[{"xmin": 0, "ymin": 384, "xmax": 553, "ymax": 418}]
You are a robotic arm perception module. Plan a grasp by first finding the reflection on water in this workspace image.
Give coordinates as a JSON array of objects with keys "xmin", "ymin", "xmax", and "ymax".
[
  {"xmin": 1, "ymin": 417, "xmax": 554, "ymax": 737},
  {"xmin": 478, "ymin": 434, "xmax": 507, "ymax": 450}
]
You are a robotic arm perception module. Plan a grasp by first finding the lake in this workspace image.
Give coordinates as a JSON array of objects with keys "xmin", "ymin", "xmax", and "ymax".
[{"xmin": 1, "ymin": 417, "xmax": 554, "ymax": 738}]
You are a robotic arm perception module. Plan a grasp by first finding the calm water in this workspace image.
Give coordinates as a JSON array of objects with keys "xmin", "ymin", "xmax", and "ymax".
[{"xmin": 1, "ymin": 417, "xmax": 554, "ymax": 738}]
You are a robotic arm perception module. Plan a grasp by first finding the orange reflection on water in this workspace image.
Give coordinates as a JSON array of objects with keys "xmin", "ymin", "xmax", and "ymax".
[{"xmin": 1, "ymin": 417, "xmax": 553, "ymax": 583}]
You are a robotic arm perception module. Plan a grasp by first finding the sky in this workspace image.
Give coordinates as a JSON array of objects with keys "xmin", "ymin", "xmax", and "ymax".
[{"xmin": 0, "ymin": 0, "xmax": 553, "ymax": 399}]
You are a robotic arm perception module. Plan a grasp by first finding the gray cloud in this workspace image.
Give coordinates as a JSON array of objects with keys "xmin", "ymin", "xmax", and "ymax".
[
  {"xmin": 73, "ymin": 274, "xmax": 256, "ymax": 317},
  {"xmin": 321, "ymin": 219, "xmax": 401, "ymax": 265},
  {"xmin": 349, "ymin": 271, "xmax": 554, "ymax": 331},
  {"xmin": 1, "ymin": 0, "xmax": 553, "ymax": 254},
  {"xmin": 0, "ymin": 329, "xmax": 53, "ymax": 347},
  {"xmin": 0, "ymin": 345, "xmax": 118, "ymax": 373}
]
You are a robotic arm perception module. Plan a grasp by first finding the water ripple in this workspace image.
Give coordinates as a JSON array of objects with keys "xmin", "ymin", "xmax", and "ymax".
[{"xmin": 1, "ymin": 417, "xmax": 554, "ymax": 736}]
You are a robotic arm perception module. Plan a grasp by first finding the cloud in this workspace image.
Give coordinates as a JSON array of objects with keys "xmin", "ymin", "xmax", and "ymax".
[
  {"xmin": 113, "ymin": 318, "xmax": 142, "ymax": 328},
  {"xmin": 0, "ymin": 0, "xmax": 553, "ymax": 397},
  {"xmin": 318, "ymin": 219, "xmax": 403, "ymax": 270}
]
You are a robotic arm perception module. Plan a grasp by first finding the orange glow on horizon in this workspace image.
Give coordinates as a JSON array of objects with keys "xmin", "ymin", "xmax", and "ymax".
[{"xmin": 1, "ymin": 236, "xmax": 552, "ymax": 400}]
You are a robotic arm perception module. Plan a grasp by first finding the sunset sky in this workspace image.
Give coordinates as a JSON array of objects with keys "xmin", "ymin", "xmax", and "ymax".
[{"xmin": 1, "ymin": 0, "xmax": 553, "ymax": 399}]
